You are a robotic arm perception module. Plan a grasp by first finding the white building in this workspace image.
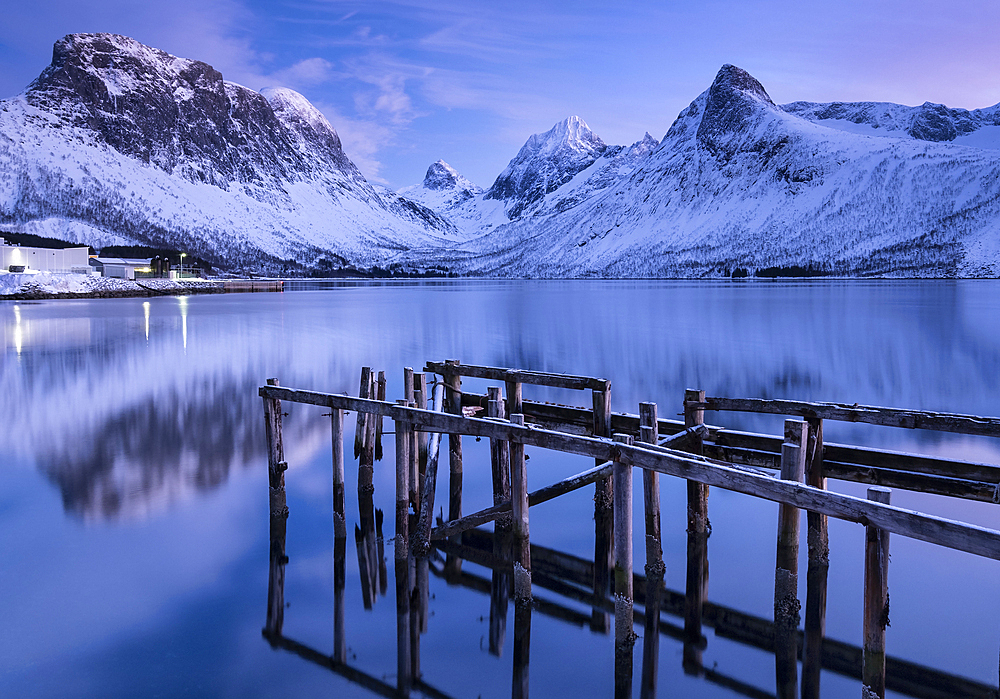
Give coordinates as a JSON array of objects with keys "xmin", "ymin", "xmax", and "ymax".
[
  {"xmin": 1, "ymin": 237, "xmax": 91, "ymax": 273},
  {"xmin": 93, "ymin": 257, "xmax": 152, "ymax": 280}
]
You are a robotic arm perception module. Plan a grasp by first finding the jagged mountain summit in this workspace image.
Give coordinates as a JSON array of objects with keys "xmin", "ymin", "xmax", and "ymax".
[
  {"xmin": 411, "ymin": 65, "xmax": 1000, "ymax": 277},
  {"xmin": 0, "ymin": 33, "xmax": 452, "ymax": 272},
  {"xmin": 401, "ymin": 118, "xmax": 660, "ymax": 238}
]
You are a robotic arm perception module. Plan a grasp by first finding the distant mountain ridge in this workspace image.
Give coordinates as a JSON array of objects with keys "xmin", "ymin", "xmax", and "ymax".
[
  {"xmin": 0, "ymin": 33, "xmax": 452, "ymax": 272},
  {"xmin": 404, "ymin": 65, "xmax": 1000, "ymax": 277},
  {"xmin": 3, "ymin": 35, "xmax": 1000, "ymax": 277}
]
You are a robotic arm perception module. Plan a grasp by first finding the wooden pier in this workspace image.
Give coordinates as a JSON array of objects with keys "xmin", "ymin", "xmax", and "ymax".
[{"xmin": 259, "ymin": 361, "xmax": 1000, "ymax": 699}]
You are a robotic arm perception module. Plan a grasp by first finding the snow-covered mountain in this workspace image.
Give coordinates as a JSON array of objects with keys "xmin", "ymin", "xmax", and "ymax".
[
  {"xmin": 0, "ymin": 33, "xmax": 453, "ymax": 272},
  {"xmin": 409, "ymin": 65, "xmax": 1000, "ymax": 277}
]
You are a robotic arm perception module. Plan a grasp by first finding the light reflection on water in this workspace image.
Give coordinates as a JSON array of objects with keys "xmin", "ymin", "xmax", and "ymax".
[{"xmin": 0, "ymin": 279, "xmax": 999, "ymax": 697}]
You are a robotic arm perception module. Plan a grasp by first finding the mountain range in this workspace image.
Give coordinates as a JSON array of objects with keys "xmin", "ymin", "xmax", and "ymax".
[{"xmin": 2, "ymin": 34, "xmax": 999, "ymax": 277}]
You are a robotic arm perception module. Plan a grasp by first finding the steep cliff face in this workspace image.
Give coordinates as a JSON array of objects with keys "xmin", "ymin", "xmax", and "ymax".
[{"xmin": 0, "ymin": 33, "xmax": 452, "ymax": 271}]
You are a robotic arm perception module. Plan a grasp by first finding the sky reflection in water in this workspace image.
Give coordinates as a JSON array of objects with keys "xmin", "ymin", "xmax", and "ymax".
[{"xmin": 1, "ymin": 279, "xmax": 999, "ymax": 697}]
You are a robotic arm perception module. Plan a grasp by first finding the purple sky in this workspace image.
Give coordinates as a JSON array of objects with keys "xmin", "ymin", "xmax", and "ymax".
[{"xmin": 2, "ymin": 0, "xmax": 999, "ymax": 188}]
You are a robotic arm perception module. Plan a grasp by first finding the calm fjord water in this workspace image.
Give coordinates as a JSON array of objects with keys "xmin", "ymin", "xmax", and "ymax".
[{"xmin": 1, "ymin": 279, "xmax": 998, "ymax": 698}]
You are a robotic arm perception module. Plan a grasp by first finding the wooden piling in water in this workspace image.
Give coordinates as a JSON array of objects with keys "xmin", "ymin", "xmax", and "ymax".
[
  {"xmin": 415, "ymin": 372, "xmax": 429, "ymax": 480},
  {"xmin": 507, "ymin": 380, "xmax": 523, "ymax": 416},
  {"xmin": 510, "ymin": 414, "xmax": 531, "ymax": 605},
  {"xmin": 803, "ymin": 417, "xmax": 828, "ymax": 699},
  {"xmin": 639, "ymin": 402, "xmax": 663, "ymax": 699},
  {"xmin": 394, "ymin": 399, "xmax": 412, "ymax": 696},
  {"xmin": 488, "ymin": 387, "xmax": 512, "ymax": 657},
  {"xmin": 593, "ymin": 387, "xmax": 614, "ymax": 633},
  {"xmin": 683, "ymin": 388, "xmax": 709, "ymax": 675},
  {"xmin": 444, "ymin": 360, "xmax": 464, "ymax": 581},
  {"xmin": 359, "ymin": 369, "xmax": 376, "ymax": 496},
  {"xmin": 404, "ymin": 368, "xmax": 419, "ymax": 508},
  {"xmin": 488, "ymin": 386, "xmax": 511, "ymax": 506},
  {"xmin": 355, "ymin": 367, "xmax": 372, "ymax": 459},
  {"xmin": 863, "ymin": 486, "xmax": 891, "ymax": 699},
  {"xmin": 775, "ymin": 419, "xmax": 808, "ymax": 699},
  {"xmin": 331, "ymin": 405, "xmax": 347, "ymax": 662},
  {"xmin": 375, "ymin": 371, "xmax": 386, "ymax": 461},
  {"xmin": 263, "ymin": 377, "xmax": 287, "ymax": 518},
  {"xmin": 613, "ymin": 433, "xmax": 635, "ymax": 699},
  {"xmin": 395, "ymin": 400, "xmax": 411, "ymax": 561},
  {"xmin": 512, "ymin": 590, "xmax": 532, "ymax": 699}
]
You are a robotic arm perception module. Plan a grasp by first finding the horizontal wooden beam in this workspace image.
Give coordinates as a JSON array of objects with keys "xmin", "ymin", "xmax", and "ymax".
[
  {"xmin": 260, "ymin": 385, "xmax": 1000, "ymax": 560},
  {"xmin": 425, "ymin": 361, "xmax": 610, "ymax": 392},
  {"xmin": 701, "ymin": 397, "xmax": 1000, "ymax": 438}
]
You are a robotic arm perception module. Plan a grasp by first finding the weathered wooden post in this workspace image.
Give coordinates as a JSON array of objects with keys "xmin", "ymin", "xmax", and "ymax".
[
  {"xmin": 358, "ymin": 368, "xmax": 376, "ymax": 493},
  {"xmin": 512, "ymin": 594, "xmax": 532, "ymax": 699},
  {"xmin": 510, "ymin": 413, "xmax": 531, "ymax": 699},
  {"xmin": 263, "ymin": 378, "xmax": 288, "ymax": 640},
  {"xmin": 683, "ymin": 388, "xmax": 708, "ymax": 675},
  {"xmin": 593, "ymin": 383, "xmax": 613, "ymax": 633},
  {"xmin": 488, "ymin": 386, "xmax": 511, "ymax": 656},
  {"xmin": 488, "ymin": 386, "xmax": 511, "ymax": 505},
  {"xmin": 507, "ymin": 380, "xmax": 523, "ymax": 416},
  {"xmin": 639, "ymin": 402, "xmax": 663, "ymax": 699},
  {"xmin": 375, "ymin": 370, "xmax": 386, "ymax": 461},
  {"xmin": 863, "ymin": 487, "xmax": 892, "ymax": 699},
  {"xmin": 404, "ymin": 368, "xmax": 419, "ymax": 507},
  {"xmin": 355, "ymin": 367, "xmax": 372, "ymax": 459},
  {"xmin": 444, "ymin": 360, "xmax": 464, "ymax": 581},
  {"xmin": 803, "ymin": 417, "xmax": 827, "ymax": 699},
  {"xmin": 775, "ymin": 419, "xmax": 808, "ymax": 699},
  {"xmin": 394, "ymin": 399, "xmax": 412, "ymax": 696},
  {"xmin": 263, "ymin": 377, "xmax": 287, "ymax": 519},
  {"xmin": 331, "ymin": 406, "xmax": 347, "ymax": 662},
  {"xmin": 510, "ymin": 414, "xmax": 531, "ymax": 604},
  {"xmin": 613, "ymin": 433, "xmax": 635, "ymax": 699},
  {"xmin": 415, "ymin": 372, "xmax": 429, "ymax": 479}
]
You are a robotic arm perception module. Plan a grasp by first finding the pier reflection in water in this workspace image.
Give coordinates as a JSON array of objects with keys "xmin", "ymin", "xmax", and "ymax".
[
  {"xmin": 260, "ymin": 392, "xmax": 998, "ymax": 699},
  {"xmin": 264, "ymin": 500, "xmax": 998, "ymax": 699}
]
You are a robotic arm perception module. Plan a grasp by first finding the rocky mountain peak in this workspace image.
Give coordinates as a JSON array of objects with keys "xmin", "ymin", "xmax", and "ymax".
[
  {"xmin": 423, "ymin": 160, "xmax": 479, "ymax": 192},
  {"xmin": 696, "ymin": 64, "xmax": 781, "ymax": 155},
  {"xmin": 261, "ymin": 87, "xmax": 348, "ymax": 165},
  {"xmin": 485, "ymin": 116, "xmax": 610, "ymax": 218}
]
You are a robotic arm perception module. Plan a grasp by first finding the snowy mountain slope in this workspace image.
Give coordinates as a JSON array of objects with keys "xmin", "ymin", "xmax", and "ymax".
[
  {"xmin": 0, "ymin": 33, "xmax": 453, "ymax": 271},
  {"xmin": 783, "ymin": 98, "xmax": 1000, "ymax": 145},
  {"xmin": 417, "ymin": 65, "xmax": 1000, "ymax": 277}
]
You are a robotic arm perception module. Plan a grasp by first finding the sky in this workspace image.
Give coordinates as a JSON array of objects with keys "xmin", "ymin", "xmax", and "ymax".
[{"xmin": 1, "ymin": 0, "xmax": 999, "ymax": 189}]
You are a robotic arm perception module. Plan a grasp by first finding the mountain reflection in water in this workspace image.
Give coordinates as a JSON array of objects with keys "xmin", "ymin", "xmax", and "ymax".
[{"xmin": 1, "ymin": 280, "xmax": 999, "ymax": 698}]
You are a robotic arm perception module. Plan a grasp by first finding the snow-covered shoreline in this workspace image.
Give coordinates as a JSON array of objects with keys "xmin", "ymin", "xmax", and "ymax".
[{"xmin": 0, "ymin": 272, "xmax": 224, "ymax": 299}]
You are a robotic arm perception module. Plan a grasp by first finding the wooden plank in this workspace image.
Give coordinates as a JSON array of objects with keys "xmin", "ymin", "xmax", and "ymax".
[
  {"xmin": 259, "ymin": 386, "xmax": 1000, "ymax": 560},
  {"xmin": 702, "ymin": 397, "xmax": 1000, "ymax": 438},
  {"xmin": 425, "ymin": 361, "xmax": 610, "ymax": 391},
  {"xmin": 712, "ymin": 429, "xmax": 1000, "ymax": 485}
]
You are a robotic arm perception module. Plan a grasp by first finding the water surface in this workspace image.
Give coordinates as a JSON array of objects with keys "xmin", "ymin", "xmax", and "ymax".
[{"xmin": 1, "ymin": 279, "xmax": 998, "ymax": 698}]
